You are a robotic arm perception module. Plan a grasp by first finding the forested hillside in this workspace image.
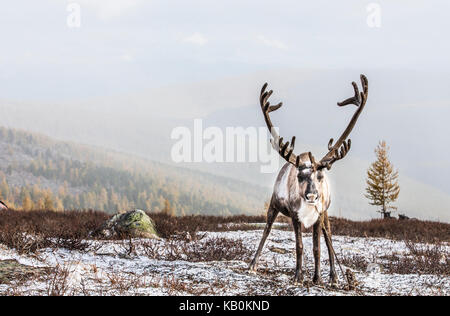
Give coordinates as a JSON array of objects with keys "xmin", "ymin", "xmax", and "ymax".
[{"xmin": 0, "ymin": 127, "xmax": 269, "ymax": 215}]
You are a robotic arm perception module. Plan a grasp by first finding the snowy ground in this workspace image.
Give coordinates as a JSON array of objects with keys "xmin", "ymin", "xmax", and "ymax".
[{"xmin": 0, "ymin": 227, "xmax": 448, "ymax": 296}]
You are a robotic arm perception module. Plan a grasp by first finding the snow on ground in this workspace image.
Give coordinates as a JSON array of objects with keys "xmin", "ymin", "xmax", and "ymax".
[{"xmin": 0, "ymin": 228, "xmax": 448, "ymax": 296}]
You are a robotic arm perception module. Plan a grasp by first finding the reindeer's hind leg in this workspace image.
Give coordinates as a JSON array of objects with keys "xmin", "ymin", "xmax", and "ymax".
[
  {"xmin": 322, "ymin": 211, "xmax": 338, "ymax": 284},
  {"xmin": 248, "ymin": 205, "xmax": 279, "ymax": 273}
]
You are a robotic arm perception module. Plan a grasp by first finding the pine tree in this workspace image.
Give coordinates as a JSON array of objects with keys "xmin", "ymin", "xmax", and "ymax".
[
  {"xmin": 54, "ymin": 197, "xmax": 64, "ymax": 212},
  {"xmin": 365, "ymin": 141, "xmax": 400, "ymax": 218},
  {"xmin": 22, "ymin": 193, "xmax": 33, "ymax": 211},
  {"xmin": 35, "ymin": 198, "xmax": 45, "ymax": 210},
  {"xmin": 0, "ymin": 178, "xmax": 10, "ymax": 201},
  {"xmin": 44, "ymin": 190, "xmax": 55, "ymax": 211},
  {"xmin": 162, "ymin": 199, "xmax": 175, "ymax": 217}
]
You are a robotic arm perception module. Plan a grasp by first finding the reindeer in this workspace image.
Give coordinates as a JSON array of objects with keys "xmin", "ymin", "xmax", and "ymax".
[{"xmin": 249, "ymin": 75, "xmax": 369, "ymax": 285}]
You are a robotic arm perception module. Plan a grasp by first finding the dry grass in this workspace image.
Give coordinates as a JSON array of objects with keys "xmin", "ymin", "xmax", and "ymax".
[
  {"xmin": 340, "ymin": 254, "xmax": 369, "ymax": 272},
  {"xmin": 339, "ymin": 240, "xmax": 449, "ymax": 277},
  {"xmin": 0, "ymin": 210, "xmax": 108, "ymax": 254},
  {"xmin": 46, "ymin": 264, "xmax": 71, "ymax": 296},
  {"xmin": 151, "ymin": 213, "xmax": 450, "ymax": 244},
  {"xmin": 149, "ymin": 213, "xmax": 267, "ymax": 240},
  {"xmin": 382, "ymin": 241, "xmax": 449, "ymax": 275},
  {"xmin": 141, "ymin": 236, "xmax": 253, "ymax": 262},
  {"xmin": 0, "ymin": 209, "xmax": 448, "ymax": 256},
  {"xmin": 329, "ymin": 217, "xmax": 450, "ymax": 243},
  {"xmin": 0, "ymin": 209, "xmax": 448, "ymax": 295}
]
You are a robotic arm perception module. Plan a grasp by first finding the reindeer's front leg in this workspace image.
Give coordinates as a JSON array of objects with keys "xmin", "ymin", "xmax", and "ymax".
[
  {"xmin": 292, "ymin": 218, "xmax": 304, "ymax": 285},
  {"xmin": 312, "ymin": 216, "xmax": 322, "ymax": 284},
  {"xmin": 249, "ymin": 206, "xmax": 279, "ymax": 272}
]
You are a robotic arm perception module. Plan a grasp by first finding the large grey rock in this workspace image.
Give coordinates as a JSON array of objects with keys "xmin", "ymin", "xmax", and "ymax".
[{"xmin": 97, "ymin": 210, "xmax": 158, "ymax": 239}]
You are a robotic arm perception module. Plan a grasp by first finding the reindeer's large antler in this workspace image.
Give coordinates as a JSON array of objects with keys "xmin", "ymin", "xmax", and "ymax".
[
  {"xmin": 260, "ymin": 83, "xmax": 302, "ymax": 167},
  {"xmin": 316, "ymin": 74, "xmax": 368, "ymax": 170},
  {"xmin": 259, "ymin": 74, "xmax": 368, "ymax": 170}
]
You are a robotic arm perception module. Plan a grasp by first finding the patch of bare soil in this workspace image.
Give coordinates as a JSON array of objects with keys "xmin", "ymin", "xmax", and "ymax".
[{"xmin": 0, "ymin": 259, "xmax": 51, "ymax": 284}]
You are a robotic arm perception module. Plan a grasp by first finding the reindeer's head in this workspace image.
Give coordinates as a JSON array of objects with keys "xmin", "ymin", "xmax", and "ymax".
[
  {"xmin": 259, "ymin": 75, "xmax": 369, "ymax": 206},
  {"xmin": 296, "ymin": 153, "xmax": 326, "ymax": 205}
]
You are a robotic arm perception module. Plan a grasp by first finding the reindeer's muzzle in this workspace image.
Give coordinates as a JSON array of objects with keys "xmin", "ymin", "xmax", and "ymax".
[{"xmin": 306, "ymin": 193, "xmax": 319, "ymax": 205}]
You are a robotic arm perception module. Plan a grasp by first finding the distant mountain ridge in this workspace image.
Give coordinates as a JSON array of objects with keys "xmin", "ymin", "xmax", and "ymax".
[
  {"xmin": 0, "ymin": 127, "xmax": 270, "ymax": 215},
  {"xmin": 1, "ymin": 69, "xmax": 450, "ymax": 221},
  {"xmin": 0, "ymin": 126, "xmax": 448, "ymax": 222}
]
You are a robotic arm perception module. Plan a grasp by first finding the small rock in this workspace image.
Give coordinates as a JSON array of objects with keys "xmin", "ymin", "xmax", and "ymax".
[
  {"xmin": 269, "ymin": 246, "xmax": 289, "ymax": 254},
  {"xmin": 366, "ymin": 263, "xmax": 382, "ymax": 274}
]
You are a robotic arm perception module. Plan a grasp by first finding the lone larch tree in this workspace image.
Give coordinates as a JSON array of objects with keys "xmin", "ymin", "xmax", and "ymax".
[{"xmin": 365, "ymin": 141, "xmax": 400, "ymax": 218}]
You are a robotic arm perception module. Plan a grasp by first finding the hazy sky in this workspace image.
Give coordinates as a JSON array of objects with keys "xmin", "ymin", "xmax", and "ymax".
[{"xmin": 1, "ymin": 0, "xmax": 450, "ymax": 100}]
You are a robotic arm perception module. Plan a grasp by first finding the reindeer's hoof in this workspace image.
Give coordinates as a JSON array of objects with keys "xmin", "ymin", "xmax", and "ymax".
[
  {"xmin": 293, "ymin": 274, "xmax": 304, "ymax": 286},
  {"xmin": 247, "ymin": 265, "xmax": 257, "ymax": 274},
  {"xmin": 247, "ymin": 269, "xmax": 257, "ymax": 275},
  {"xmin": 312, "ymin": 276, "xmax": 322, "ymax": 285},
  {"xmin": 293, "ymin": 280, "xmax": 304, "ymax": 287},
  {"xmin": 329, "ymin": 277, "xmax": 339, "ymax": 287}
]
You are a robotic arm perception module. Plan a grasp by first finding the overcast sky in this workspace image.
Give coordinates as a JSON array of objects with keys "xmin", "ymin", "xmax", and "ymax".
[{"xmin": 0, "ymin": 0, "xmax": 449, "ymax": 101}]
